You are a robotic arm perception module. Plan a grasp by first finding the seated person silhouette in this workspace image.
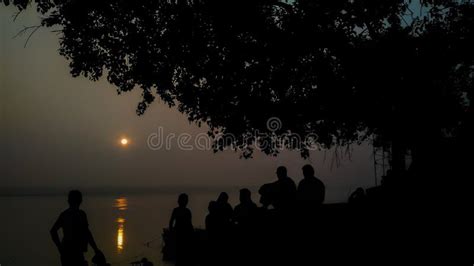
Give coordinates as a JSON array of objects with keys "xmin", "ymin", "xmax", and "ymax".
[
  {"xmin": 258, "ymin": 183, "xmax": 275, "ymax": 210},
  {"xmin": 169, "ymin": 193, "xmax": 194, "ymax": 233},
  {"xmin": 233, "ymin": 188, "xmax": 257, "ymax": 228},
  {"xmin": 91, "ymin": 250, "xmax": 111, "ymax": 266},
  {"xmin": 255, "ymin": 183, "xmax": 280, "ymax": 265},
  {"xmin": 50, "ymin": 190, "xmax": 102, "ymax": 266},
  {"xmin": 297, "ymin": 164, "xmax": 325, "ymax": 207},
  {"xmin": 215, "ymin": 192, "xmax": 233, "ymax": 226},
  {"xmin": 211, "ymin": 192, "xmax": 234, "ymax": 263},
  {"xmin": 205, "ymin": 201, "xmax": 218, "ymax": 235},
  {"xmin": 205, "ymin": 201, "xmax": 220, "ymax": 266},
  {"xmin": 272, "ymin": 166, "xmax": 297, "ymax": 210},
  {"xmin": 131, "ymin": 257, "xmax": 153, "ymax": 266},
  {"xmin": 348, "ymin": 187, "xmax": 366, "ymax": 206},
  {"xmin": 140, "ymin": 257, "xmax": 154, "ymax": 266},
  {"xmin": 233, "ymin": 189, "xmax": 258, "ymax": 264},
  {"xmin": 169, "ymin": 193, "xmax": 194, "ymax": 266}
]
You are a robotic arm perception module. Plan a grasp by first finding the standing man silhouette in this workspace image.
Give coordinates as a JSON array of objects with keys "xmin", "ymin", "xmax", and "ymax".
[{"xmin": 50, "ymin": 190, "xmax": 102, "ymax": 266}]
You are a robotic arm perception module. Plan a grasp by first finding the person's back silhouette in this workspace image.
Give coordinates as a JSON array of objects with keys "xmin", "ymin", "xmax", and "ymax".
[
  {"xmin": 205, "ymin": 200, "xmax": 221, "ymax": 266},
  {"xmin": 348, "ymin": 187, "xmax": 366, "ymax": 206},
  {"xmin": 297, "ymin": 165, "xmax": 325, "ymax": 206},
  {"xmin": 212, "ymin": 192, "xmax": 234, "ymax": 265},
  {"xmin": 140, "ymin": 257, "xmax": 154, "ymax": 266},
  {"xmin": 233, "ymin": 188, "xmax": 257, "ymax": 228},
  {"xmin": 233, "ymin": 188, "xmax": 258, "ymax": 265},
  {"xmin": 258, "ymin": 183, "xmax": 275, "ymax": 210},
  {"xmin": 50, "ymin": 190, "xmax": 102, "ymax": 266},
  {"xmin": 169, "ymin": 193, "xmax": 194, "ymax": 266},
  {"xmin": 273, "ymin": 166, "xmax": 297, "ymax": 210},
  {"xmin": 205, "ymin": 201, "xmax": 218, "ymax": 236},
  {"xmin": 215, "ymin": 192, "xmax": 233, "ymax": 225},
  {"xmin": 169, "ymin": 193, "xmax": 193, "ymax": 233},
  {"xmin": 255, "ymin": 183, "xmax": 281, "ymax": 266}
]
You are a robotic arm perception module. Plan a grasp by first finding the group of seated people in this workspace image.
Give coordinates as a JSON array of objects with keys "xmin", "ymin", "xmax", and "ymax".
[
  {"xmin": 49, "ymin": 164, "xmax": 417, "ymax": 266},
  {"xmin": 168, "ymin": 164, "xmax": 327, "ymax": 266},
  {"xmin": 167, "ymin": 165, "xmax": 431, "ymax": 265}
]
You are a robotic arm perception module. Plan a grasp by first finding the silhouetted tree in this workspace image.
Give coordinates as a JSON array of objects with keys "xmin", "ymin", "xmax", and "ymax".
[{"xmin": 3, "ymin": 0, "xmax": 473, "ymax": 170}]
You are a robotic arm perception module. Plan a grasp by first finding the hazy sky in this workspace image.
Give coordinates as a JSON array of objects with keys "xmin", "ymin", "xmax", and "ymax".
[{"xmin": 1, "ymin": 6, "xmax": 376, "ymax": 202}]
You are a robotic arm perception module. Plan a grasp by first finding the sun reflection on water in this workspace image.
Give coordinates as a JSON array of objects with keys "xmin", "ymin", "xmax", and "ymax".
[
  {"xmin": 115, "ymin": 197, "xmax": 128, "ymax": 253},
  {"xmin": 115, "ymin": 197, "xmax": 128, "ymax": 211},
  {"xmin": 117, "ymin": 217, "xmax": 125, "ymax": 252}
]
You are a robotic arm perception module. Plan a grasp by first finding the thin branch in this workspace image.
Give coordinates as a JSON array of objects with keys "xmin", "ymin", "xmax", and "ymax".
[
  {"xmin": 271, "ymin": 1, "xmax": 293, "ymax": 15},
  {"xmin": 406, "ymin": 5, "xmax": 414, "ymax": 19},
  {"xmin": 364, "ymin": 22, "xmax": 378, "ymax": 39},
  {"xmin": 51, "ymin": 29, "xmax": 63, "ymax": 36},
  {"xmin": 344, "ymin": 144, "xmax": 353, "ymax": 161},
  {"xmin": 12, "ymin": 25, "xmax": 42, "ymax": 48},
  {"xmin": 12, "ymin": 25, "xmax": 38, "ymax": 38},
  {"xmin": 24, "ymin": 25, "xmax": 40, "ymax": 47},
  {"xmin": 419, "ymin": 0, "xmax": 423, "ymax": 18},
  {"xmin": 357, "ymin": 26, "xmax": 369, "ymax": 37},
  {"xmin": 398, "ymin": 14, "xmax": 410, "ymax": 27},
  {"xmin": 12, "ymin": 10, "xmax": 22, "ymax": 21}
]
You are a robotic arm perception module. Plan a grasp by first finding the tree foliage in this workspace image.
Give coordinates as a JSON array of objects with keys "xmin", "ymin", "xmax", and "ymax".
[{"xmin": 3, "ymin": 0, "xmax": 473, "ymax": 159}]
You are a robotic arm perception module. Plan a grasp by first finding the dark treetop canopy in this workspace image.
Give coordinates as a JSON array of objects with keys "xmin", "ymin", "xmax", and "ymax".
[{"xmin": 4, "ymin": 0, "xmax": 473, "ymax": 159}]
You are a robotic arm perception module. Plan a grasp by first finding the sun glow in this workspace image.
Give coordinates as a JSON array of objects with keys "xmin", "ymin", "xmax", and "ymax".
[{"xmin": 120, "ymin": 138, "xmax": 129, "ymax": 146}]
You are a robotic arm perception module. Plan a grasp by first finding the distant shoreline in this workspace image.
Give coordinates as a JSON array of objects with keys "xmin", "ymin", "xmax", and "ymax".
[
  {"xmin": 0, "ymin": 185, "xmax": 352, "ymax": 203},
  {"xmin": 0, "ymin": 186, "xmax": 260, "ymax": 197}
]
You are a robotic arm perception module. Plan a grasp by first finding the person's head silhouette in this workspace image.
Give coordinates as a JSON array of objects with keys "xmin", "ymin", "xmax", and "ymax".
[
  {"xmin": 178, "ymin": 193, "xmax": 189, "ymax": 207},
  {"xmin": 91, "ymin": 250, "xmax": 109, "ymax": 266},
  {"xmin": 68, "ymin": 190, "xmax": 82, "ymax": 209},
  {"xmin": 259, "ymin": 184, "xmax": 273, "ymax": 208},
  {"xmin": 276, "ymin": 166, "xmax": 287, "ymax": 180},
  {"xmin": 208, "ymin": 200, "xmax": 217, "ymax": 213},
  {"xmin": 302, "ymin": 164, "xmax": 315, "ymax": 178},
  {"xmin": 381, "ymin": 169, "xmax": 394, "ymax": 186},
  {"xmin": 217, "ymin": 192, "xmax": 229, "ymax": 203},
  {"xmin": 239, "ymin": 188, "xmax": 252, "ymax": 204}
]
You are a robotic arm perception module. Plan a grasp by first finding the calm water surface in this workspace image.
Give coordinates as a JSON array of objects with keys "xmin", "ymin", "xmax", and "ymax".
[
  {"xmin": 0, "ymin": 187, "xmax": 347, "ymax": 266},
  {"xmin": 0, "ymin": 191, "xmax": 243, "ymax": 266}
]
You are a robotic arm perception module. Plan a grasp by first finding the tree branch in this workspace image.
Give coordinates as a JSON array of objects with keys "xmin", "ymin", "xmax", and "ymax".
[
  {"xmin": 12, "ymin": 10, "xmax": 22, "ymax": 21},
  {"xmin": 12, "ymin": 25, "xmax": 41, "ymax": 48}
]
